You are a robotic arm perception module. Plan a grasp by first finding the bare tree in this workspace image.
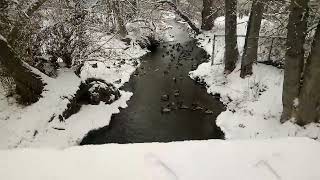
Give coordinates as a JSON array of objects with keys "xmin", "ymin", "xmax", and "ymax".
[
  {"xmin": 296, "ymin": 22, "xmax": 320, "ymax": 125},
  {"xmin": 0, "ymin": 38, "xmax": 44, "ymax": 104},
  {"xmin": 7, "ymin": 0, "xmax": 48, "ymax": 45},
  {"xmin": 0, "ymin": 0, "xmax": 50, "ymax": 104},
  {"xmin": 201, "ymin": 0, "xmax": 215, "ymax": 30},
  {"xmin": 112, "ymin": 0, "xmax": 128, "ymax": 37},
  {"xmin": 224, "ymin": 0, "xmax": 238, "ymax": 73},
  {"xmin": 240, "ymin": 0, "xmax": 264, "ymax": 78},
  {"xmin": 281, "ymin": 0, "xmax": 309, "ymax": 123}
]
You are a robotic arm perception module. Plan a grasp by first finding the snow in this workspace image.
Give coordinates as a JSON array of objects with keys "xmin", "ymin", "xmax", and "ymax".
[
  {"xmin": 0, "ymin": 34, "xmax": 7, "ymax": 42},
  {"xmin": 1, "ymin": 12, "xmax": 320, "ymax": 180},
  {"xmin": 28, "ymin": 91, "xmax": 132, "ymax": 148},
  {"xmin": 190, "ymin": 16, "xmax": 320, "ymax": 140},
  {"xmin": 0, "ymin": 32, "xmax": 147, "ymax": 149},
  {"xmin": 0, "ymin": 68, "xmax": 81, "ymax": 149},
  {"xmin": 0, "ymin": 65, "xmax": 134, "ymax": 149},
  {"xmin": 293, "ymin": 98, "xmax": 299, "ymax": 108},
  {"xmin": 0, "ymin": 138, "xmax": 320, "ymax": 180},
  {"xmin": 80, "ymin": 34, "xmax": 147, "ymax": 88},
  {"xmin": 80, "ymin": 59, "xmax": 139, "ymax": 89}
]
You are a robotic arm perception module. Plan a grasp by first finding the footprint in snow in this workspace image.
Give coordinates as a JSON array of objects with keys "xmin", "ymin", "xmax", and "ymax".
[{"xmin": 144, "ymin": 153, "xmax": 178, "ymax": 180}]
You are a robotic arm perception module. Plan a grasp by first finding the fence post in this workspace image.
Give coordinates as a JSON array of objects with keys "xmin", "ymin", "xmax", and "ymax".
[
  {"xmin": 211, "ymin": 34, "xmax": 216, "ymax": 66},
  {"xmin": 267, "ymin": 37, "xmax": 275, "ymax": 62}
]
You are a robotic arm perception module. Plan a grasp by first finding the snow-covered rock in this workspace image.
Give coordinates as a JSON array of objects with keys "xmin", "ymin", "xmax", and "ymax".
[{"xmin": 82, "ymin": 78, "xmax": 120, "ymax": 105}]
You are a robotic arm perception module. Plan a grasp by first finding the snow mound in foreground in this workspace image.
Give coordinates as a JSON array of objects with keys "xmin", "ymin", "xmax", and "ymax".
[{"xmin": 0, "ymin": 138, "xmax": 319, "ymax": 180}]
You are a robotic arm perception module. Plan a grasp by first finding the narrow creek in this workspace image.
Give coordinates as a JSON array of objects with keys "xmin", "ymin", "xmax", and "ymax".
[{"xmin": 80, "ymin": 38, "xmax": 225, "ymax": 144}]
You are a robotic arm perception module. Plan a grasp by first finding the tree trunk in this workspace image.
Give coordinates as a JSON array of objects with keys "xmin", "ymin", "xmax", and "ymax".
[
  {"xmin": 224, "ymin": 0, "xmax": 238, "ymax": 73},
  {"xmin": 0, "ymin": 38, "xmax": 44, "ymax": 104},
  {"xmin": 281, "ymin": 0, "xmax": 309, "ymax": 123},
  {"xmin": 112, "ymin": 0, "xmax": 127, "ymax": 37},
  {"xmin": 296, "ymin": 22, "xmax": 320, "ymax": 125},
  {"xmin": 201, "ymin": 0, "xmax": 216, "ymax": 31},
  {"xmin": 240, "ymin": 0, "xmax": 264, "ymax": 78}
]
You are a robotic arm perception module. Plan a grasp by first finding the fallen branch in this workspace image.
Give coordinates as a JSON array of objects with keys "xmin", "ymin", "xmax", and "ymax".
[
  {"xmin": 157, "ymin": 0, "xmax": 201, "ymax": 34},
  {"xmin": 52, "ymin": 127, "xmax": 66, "ymax": 131}
]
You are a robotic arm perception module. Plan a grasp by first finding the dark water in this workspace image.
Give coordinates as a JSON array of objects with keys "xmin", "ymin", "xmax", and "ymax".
[{"xmin": 80, "ymin": 39, "xmax": 225, "ymax": 145}]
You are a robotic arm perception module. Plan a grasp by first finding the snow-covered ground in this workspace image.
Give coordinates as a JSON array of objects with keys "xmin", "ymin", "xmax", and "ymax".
[
  {"xmin": 80, "ymin": 33, "xmax": 147, "ymax": 88},
  {"xmin": 190, "ymin": 16, "xmax": 320, "ymax": 140},
  {"xmin": 0, "ymin": 11, "xmax": 183, "ymax": 149},
  {"xmin": 0, "ymin": 33, "xmax": 147, "ymax": 149},
  {"xmin": 1, "ymin": 12, "xmax": 320, "ymax": 180},
  {"xmin": 1, "ymin": 138, "xmax": 320, "ymax": 180}
]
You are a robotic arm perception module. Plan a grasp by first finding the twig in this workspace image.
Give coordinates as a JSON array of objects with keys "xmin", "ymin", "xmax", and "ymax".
[{"xmin": 83, "ymin": 33, "xmax": 118, "ymax": 57}]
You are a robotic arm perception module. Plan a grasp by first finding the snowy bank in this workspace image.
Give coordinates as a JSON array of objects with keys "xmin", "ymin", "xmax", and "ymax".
[
  {"xmin": 0, "ymin": 69, "xmax": 80, "ymax": 149},
  {"xmin": 80, "ymin": 33, "xmax": 148, "ymax": 88},
  {"xmin": 0, "ymin": 138, "xmax": 319, "ymax": 180},
  {"xmin": 190, "ymin": 16, "xmax": 320, "ymax": 140},
  {"xmin": 0, "ymin": 69, "xmax": 132, "ymax": 149},
  {"xmin": 0, "ymin": 33, "xmax": 147, "ymax": 149}
]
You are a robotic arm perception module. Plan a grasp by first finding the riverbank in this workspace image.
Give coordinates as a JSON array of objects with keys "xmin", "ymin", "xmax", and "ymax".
[
  {"xmin": 0, "ymin": 11, "xmax": 191, "ymax": 149},
  {"xmin": 0, "ymin": 36, "xmax": 146, "ymax": 149},
  {"xmin": 190, "ymin": 16, "xmax": 320, "ymax": 140}
]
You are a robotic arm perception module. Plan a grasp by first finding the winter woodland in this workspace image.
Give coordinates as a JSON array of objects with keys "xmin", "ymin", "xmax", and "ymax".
[{"xmin": 0, "ymin": 0, "xmax": 320, "ymax": 179}]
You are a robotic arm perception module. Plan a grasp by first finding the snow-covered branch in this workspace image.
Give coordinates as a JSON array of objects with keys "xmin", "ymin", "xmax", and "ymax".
[{"xmin": 157, "ymin": 0, "xmax": 201, "ymax": 34}]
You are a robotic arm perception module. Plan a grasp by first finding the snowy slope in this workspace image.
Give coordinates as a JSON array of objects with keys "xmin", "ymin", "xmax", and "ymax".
[
  {"xmin": 0, "ymin": 68, "xmax": 81, "ymax": 149},
  {"xmin": 0, "ymin": 34, "xmax": 147, "ymax": 149},
  {"xmin": 0, "ymin": 138, "xmax": 319, "ymax": 180},
  {"xmin": 190, "ymin": 16, "xmax": 320, "ymax": 140}
]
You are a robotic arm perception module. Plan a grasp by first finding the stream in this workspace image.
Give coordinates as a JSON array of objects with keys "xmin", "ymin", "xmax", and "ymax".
[{"xmin": 80, "ymin": 36, "xmax": 225, "ymax": 144}]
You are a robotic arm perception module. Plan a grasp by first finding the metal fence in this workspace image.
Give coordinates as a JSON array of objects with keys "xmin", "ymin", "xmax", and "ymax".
[{"xmin": 210, "ymin": 34, "xmax": 287, "ymax": 66}]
